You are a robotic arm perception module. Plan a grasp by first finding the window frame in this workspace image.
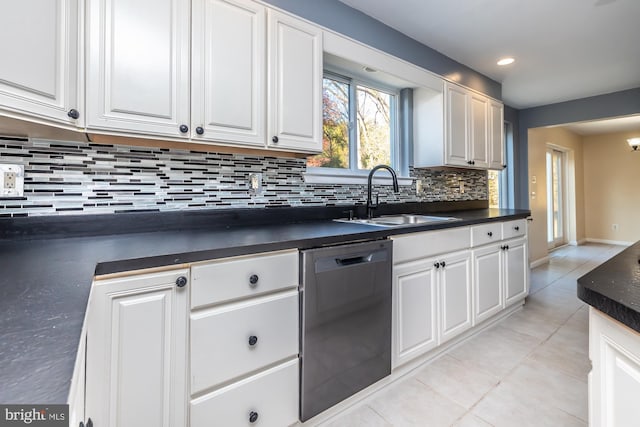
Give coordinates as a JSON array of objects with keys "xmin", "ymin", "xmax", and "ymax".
[{"xmin": 305, "ymin": 69, "xmax": 406, "ymax": 182}]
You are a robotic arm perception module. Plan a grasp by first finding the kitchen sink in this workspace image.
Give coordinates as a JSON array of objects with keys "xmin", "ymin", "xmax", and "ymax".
[{"xmin": 335, "ymin": 214, "xmax": 462, "ymax": 228}]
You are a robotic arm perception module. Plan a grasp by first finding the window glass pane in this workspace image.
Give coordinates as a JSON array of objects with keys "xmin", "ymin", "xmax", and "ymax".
[
  {"xmin": 356, "ymin": 85, "xmax": 391, "ymax": 169},
  {"xmin": 488, "ymin": 170, "xmax": 500, "ymax": 208},
  {"xmin": 307, "ymin": 77, "xmax": 350, "ymax": 168}
]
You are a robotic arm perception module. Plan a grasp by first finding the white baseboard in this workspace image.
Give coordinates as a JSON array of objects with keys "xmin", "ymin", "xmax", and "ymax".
[
  {"xmin": 530, "ymin": 256, "xmax": 550, "ymax": 268},
  {"xmin": 569, "ymin": 239, "xmax": 587, "ymax": 246},
  {"xmin": 585, "ymin": 238, "xmax": 634, "ymax": 246}
]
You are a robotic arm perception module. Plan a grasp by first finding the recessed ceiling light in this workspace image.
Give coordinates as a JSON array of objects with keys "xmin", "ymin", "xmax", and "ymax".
[
  {"xmin": 363, "ymin": 66, "xmax": 377, "ymax": 73},
  {"xmin": 497, "ymin": 57, "xmax": 515, "ymax": 66}
]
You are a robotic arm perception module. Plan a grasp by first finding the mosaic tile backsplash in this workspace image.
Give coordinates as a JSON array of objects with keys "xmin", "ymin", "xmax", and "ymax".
[{"xmin": 0, "ymin": 138, "xmax": 487, "ymax": 217}]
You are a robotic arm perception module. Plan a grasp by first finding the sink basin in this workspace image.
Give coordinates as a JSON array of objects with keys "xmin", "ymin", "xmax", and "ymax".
[{"xmin": 335, "ymin": 214, "xmax": 461, "ymax": 228}]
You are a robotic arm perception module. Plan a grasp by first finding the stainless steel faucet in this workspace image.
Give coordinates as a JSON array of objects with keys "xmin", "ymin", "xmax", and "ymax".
[{"xmin": 366, "ymin": 165, "xmax": 399, "ymax": 219}]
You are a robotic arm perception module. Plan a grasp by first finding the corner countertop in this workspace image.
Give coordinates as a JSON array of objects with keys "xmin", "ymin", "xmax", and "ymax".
[
  {"xmin": 578, "ymin": 240, "xmax": 640, "ymax": 333},
  {"xmin": 0, "ymin": 206, "xmax": 529, "ymax": 404}
]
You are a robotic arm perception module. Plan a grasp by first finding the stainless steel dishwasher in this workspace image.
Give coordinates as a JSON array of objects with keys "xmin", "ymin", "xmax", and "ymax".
[{"xmin": 300, "ymin": 239, "xmax": 392, "ymax": 421}]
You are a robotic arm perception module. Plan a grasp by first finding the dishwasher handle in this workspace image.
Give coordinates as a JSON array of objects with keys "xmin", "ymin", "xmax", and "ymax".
[
  {"xmin": 335, "ymin": 254, "xmax": 373, "ymax": 266},
  {"xmin": 312, "ymin": 245, "xmax": 390, "ymax": 273}
]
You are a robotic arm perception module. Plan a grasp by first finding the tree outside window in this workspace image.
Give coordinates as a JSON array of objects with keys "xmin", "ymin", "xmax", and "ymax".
[{"xmin": 308, "ymin": 75, "xmax": 393, "ymax": 171}]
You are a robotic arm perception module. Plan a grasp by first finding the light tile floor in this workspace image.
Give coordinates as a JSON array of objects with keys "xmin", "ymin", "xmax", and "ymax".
[{"xmin": 323, "ymin": 243, "xmax": 627, "ymax": 427}]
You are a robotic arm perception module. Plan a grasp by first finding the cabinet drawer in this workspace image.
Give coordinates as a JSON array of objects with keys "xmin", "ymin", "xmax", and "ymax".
[
  {"xmin": 502, "ymin": 219, "xmax": 526, "ymax": 240},
  {"xmin": 191, "ymin": 290, "xmax": 299, "ymax": 394},
  {"xmin": 191, "ymin": 358, "xmax": 299, "ymax": 427},
  {"xmin": 392, "ymin": 227, "xmax": 470, "ymax": 264},
  {"xmin": 191, "ymin": 250, "xmax": 298, "ymax": 308},
  {"xmin": 471, "ymin": 222, "xmax": 502, "ymax": 247}
]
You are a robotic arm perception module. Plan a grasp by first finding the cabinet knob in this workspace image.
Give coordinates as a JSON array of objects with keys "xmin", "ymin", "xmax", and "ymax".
[
  {"xmin": 440, "ymin": 261, "xmax": 446, "ymax": 268},
  {"xmin": 67, "ymin": 109, "xmax": 80, "ymax": 119},
  {"xmin": 175, "ymin": 276, "xmax": 188, "ymax": 288},
  {"xmin": 505, "ymin": 245, "xmax": 510, "ymax": 250},
  {"xmin": 501, "ymin": 245, "xmax": 506, "ymax": 250},
  {"xmin": 487, "ymin": 231, "xmax": 493, "ymax": 237},
  {"xmin": 249, "ymin": 411, "xmax": 259, "ymax": 423},
  {"xmin": 272, "ymin": 136, "xmax": 279, "ymax": 143},
  {"xmin": 86, "ymin": 419, "xmax": 93, "ymax": 427},
  {"xmin": 514, "ymin": 226, "xmax": 520, "ymax": 231},
  {"xmin": 467, "ymin": 160, "xmax": 473, "ymax": 165},
  {"xmin": 249, "ymin": 274, "xmax": 259, "ymax": 288},
  {"xmin": 502, "ymin": 164, "xmax": 507, "ymax": 169},
  {"xmin": 434, "ymin": 262, "xmax": 440, "ymax": 268},
  {"xmin": 179, "ymin": 124, "xmax": 189, "ymax": 133},
  {"xmin": 248, "ymin": 335, "xmax": 258, "ymax": 346},
  {"xmin": 195, "ymin": 126, "xmax": 204, "ymax": 135}
]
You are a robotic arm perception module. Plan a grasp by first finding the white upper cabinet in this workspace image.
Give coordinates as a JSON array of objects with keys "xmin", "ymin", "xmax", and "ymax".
[
  {"xmin": 417, "ymin": 81, "xmax": 504, "ymax": 170},
  {"xmin": 469, "ymin": 93, "xmax": 489, "ymax": 168},
  {"xmin": 86, "ymin": 0, "xmax": 191, "ymax": 137},
  {"xmin": 0, "ymin": 0, "xmax": 81, "ymax": 126},
  {"xmin": 267, "ymin": 9, "xmax": 322, "ymax": 152},
  {"xmin": 444, "ymin": 83, "xmax": 469, "ymax": 167},
  {"xmin": 191, "ymin": 0, "xmax": 266, "ymax": 146}
]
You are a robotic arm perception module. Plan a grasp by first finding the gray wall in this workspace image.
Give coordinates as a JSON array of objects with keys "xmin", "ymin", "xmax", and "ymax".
[
  {"xmin": 515, "ymin": 87, "xmax": 640, "ymax": 208},
  {"xmin": 262, "ymin": 0, "xmax": 501, "ymax": 99}
]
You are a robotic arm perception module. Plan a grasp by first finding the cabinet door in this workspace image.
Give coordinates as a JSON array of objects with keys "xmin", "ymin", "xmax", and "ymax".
[
  {"xmin": 469, "ymin": 93, "xmax": 489, "ymax": 168},
  {"xmin": 191, "ymin": 0, "xmax": 265, "ymax": 146},
  {"xmin": 393, "ymin": 259, "xmax": 438, "ymax": 368},
  {"xmin": 444, "ymin": 83, "xmax": 469, "ymax": 167},
  {"xmin": 503, "ymin": 237, "xmax": 528, "ymax": 306},
  {"xmin": 489, "ymin": 100, "xmax": 504, "ymax": 169},
  {"xmin": 267, "ymin": 10, "xmax": 322, "ymax": 153},
  {"xmin": 473, "ymin": 243, "xmax": 503, "ymax": 324},
  {"xmin": 589, "ymin": 308, "xmax": 640, "ymax": 427},
  {"xmin": 87, "ymin": 0, "xmax": 190, "ymax": 137},
  {"xmin": 0, "ymin": 0, "xmax": 80, "ymax": 125},
  {"xmin": 85, "ymin": 269, "xmax": 189, "ymax": 427},
  {"xmin": 439, "ymin": 251, "xmax": 472, "ymax": 343}
]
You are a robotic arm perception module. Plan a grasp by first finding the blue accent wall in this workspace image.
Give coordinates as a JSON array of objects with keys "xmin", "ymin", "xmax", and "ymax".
[
  {"xmin": 262, "ymin": 0, "xmax": 501, "ymax": 99},
  {"xmin": 515, "ymin": 88, "xmax": 640, "ymax": 208}
]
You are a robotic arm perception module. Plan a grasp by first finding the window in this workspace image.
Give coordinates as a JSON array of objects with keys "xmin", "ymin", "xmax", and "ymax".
[
  {"xmin": 488, "ymin": 121, "xmax": 514, "ymax": 208},
  {"xmin": 307, "ymin": 72, "xmax": 398, "ymax": 174}
]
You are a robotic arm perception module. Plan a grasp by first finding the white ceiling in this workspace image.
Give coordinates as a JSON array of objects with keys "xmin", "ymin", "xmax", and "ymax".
[
  {"xmin": 556, "ymin": 114, "xmax": 640, "ymax": 135},
  {"xmin": 337, "ymin": 0, "xmax": 640, "ymax": 110}
]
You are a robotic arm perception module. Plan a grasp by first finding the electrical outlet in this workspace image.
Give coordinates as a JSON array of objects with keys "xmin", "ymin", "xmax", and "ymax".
[
  {"xmin": 248, "ymin": 173, "xmax": 262, "ymax": 195},
  {"xmin": 459, "ymin": 180, "xmax": 465, "ymax": 194},
  {"xmin": 4, "ymin": 171, "xmax": 16, "ymax": 189},
  {"xmin": 415, "ymin": 179, "xmax": 423, "ymax": 195},
  {"xmin": 612, "ymin": 224, "xmax": 619, "ymax": 232},
  {"xmin": 0, "ymin": 164, "xmax": 24, "ymax": 197}
]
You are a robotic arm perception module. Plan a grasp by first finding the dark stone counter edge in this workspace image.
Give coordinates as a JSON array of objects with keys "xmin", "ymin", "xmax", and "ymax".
[
  {"xmin": 94, "ymin": 211, "xmax": 531, "ymax": 276},
  {"xmin": 577, "ymin": 285, "xmax": 640, "ymax": 333}
]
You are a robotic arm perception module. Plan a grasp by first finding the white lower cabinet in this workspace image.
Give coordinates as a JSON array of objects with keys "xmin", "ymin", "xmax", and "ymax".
[
  {"xmin": 472, "ymin": 243, "xmax": 503, "ymax": 324},
  {"xmin": 503, "ymin": 237, "xmax": 528, "ymax": 306},
  {"xmin": 439, "ymin": 251, "xmax": 473, "ymax": 343},
  {"xmin": 191, "ymin": 358, "xmax": 299, "ymax": 427},
  {"xmin": 84, "ymin": 249, "xmax": 299, "ymax": 427},
  {"xmin": 85, "ymin": 268, "xmax": 190, "ymax": 427},
  {"xmin": 473, "ymin": 236, "xmax": 528, "ymax": 325},
  {"xmin": 589, "ymin": 308, "xmax": 640, "ymax": 427},
  {"xmin": 392, "ymin": 218, "xmax": 528, "ymax": 368},
  {"xmin": 189, "ymin": 250, "xmax": 299, "ymax": 427},
  {"xmin": 393, "ymin": 258, "xmax": 438, "ymax": 367},
  {"xmin": 190, "ymin": 290, "xmax": 299, "ymax": 394},
  {"xmin": 392, "ymin": 248, "xmax": 472, "ymax": 368}
]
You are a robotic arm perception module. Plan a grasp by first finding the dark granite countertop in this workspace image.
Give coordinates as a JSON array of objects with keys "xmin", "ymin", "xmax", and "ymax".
[
  {"xmin": 578, "ymin": 240, "xmax": 640, "ymax": 333},
  {"xmin": 0, "ymin": 204, "xmax": 529, "ymax": 404}
]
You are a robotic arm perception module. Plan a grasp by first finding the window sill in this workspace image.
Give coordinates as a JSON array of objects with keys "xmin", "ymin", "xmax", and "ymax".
[{"xmin": 303, "ymin": 169, "xmax": 413, "ymax": 186}]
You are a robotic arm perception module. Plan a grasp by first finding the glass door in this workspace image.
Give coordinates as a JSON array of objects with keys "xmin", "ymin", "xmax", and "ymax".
[{"xmin": 546, "ymin": 148, "xmax": 566, "ymax": 248}]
